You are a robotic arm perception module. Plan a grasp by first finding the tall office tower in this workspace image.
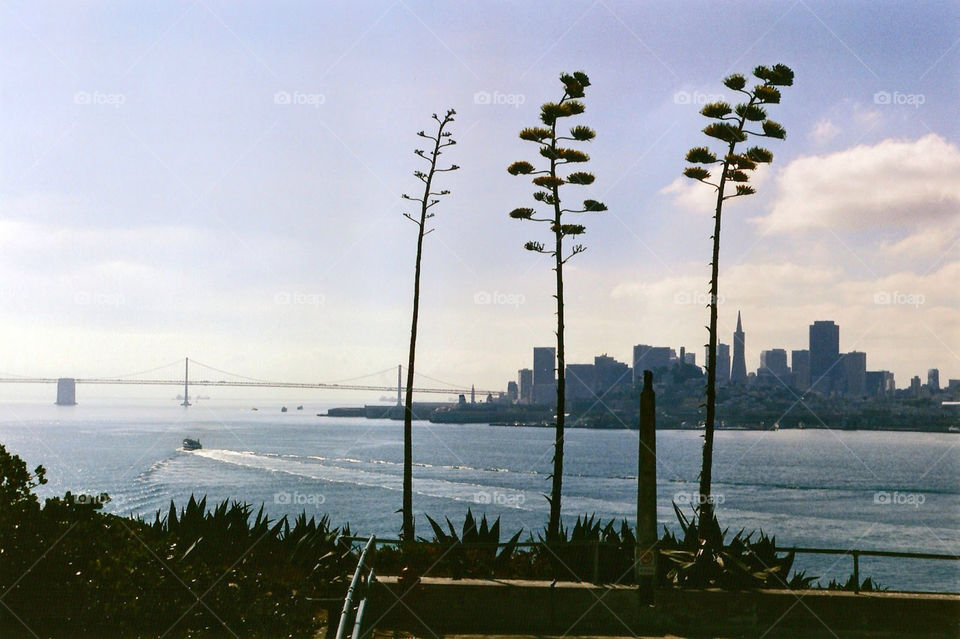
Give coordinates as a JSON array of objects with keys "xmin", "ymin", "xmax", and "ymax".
[
  {"xmin": 683, "ymin": 352, "xmax": 696, "ymax": 366},
  {"xmin": 532, "ymin": 347, "xmax": 556, "ymax": 405},
  {"xmin": 910, "ymin": 375, "xmax": 922, "ymax": 397},
  {"xmin": 760, "ymin": 349, "xmax": 790, "ymax": 377},
  {"xmin": 632, "ymin": 344, "xmax": 672, "ymax": 384},
  {"xmin": 707, "ymin": 343, "xmax": 731, "ymax": 383},
  {"xmin": 730, "ymin": 311, "xmax": 747, "ymax": 384},
  {"xmin": 927, "ymin": 368, "xmax": 940, "ymax": 392},
  {"xmin": 791, "ymin": 350, "xmax": 811, "ymax": 390},
  {"xmin": 841, "ymin": 351, "xmax": 867, "ymax": 396},
  {"xmin": 594, "ymin": 354, "xmax": 630, "ymax": 395},
  {"xmin": 506, "ymin": 381, "xmax": 519, "ymax": 402},
  {"xmin": 565, "ymin": 364, "xmax": 596, "ymax": 401},
  {"xmin": 518, "ymin": 368, "xmax": 533, "ymax": 404},
  {"xmin": 809, "ymin": 320, "xmax": 840, "ymax": 394}
]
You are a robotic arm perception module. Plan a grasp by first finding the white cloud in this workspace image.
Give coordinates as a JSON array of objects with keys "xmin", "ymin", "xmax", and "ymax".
[
  {"xmin": 660, "ymin": 164, "xmax": 771, "ymax": 213},
  {"xmin": 754, "ymin": 134, "xmax": 960, "ymax": 235},
  {"xmin": 808, "ymin": 118, "xmax": 840, "ymax": 145}
]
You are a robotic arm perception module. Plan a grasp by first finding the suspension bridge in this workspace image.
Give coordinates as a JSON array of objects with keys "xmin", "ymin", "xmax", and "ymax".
[{"xmin": 0, "ymin": 358, "xmax": 500, "ymax": 406}]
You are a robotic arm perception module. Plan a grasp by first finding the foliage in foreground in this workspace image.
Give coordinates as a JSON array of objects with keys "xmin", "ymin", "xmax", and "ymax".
[{"xmin": 0, "ymin": 445, "xmax": 353, "ymax": 638}]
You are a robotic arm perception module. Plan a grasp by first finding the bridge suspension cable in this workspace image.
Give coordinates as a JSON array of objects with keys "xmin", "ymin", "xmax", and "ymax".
[
  {"xmin": 188, "ymin": 359, "xmax": 273, "ymax": 383},
  {"xmin": 106, "ymin": 359, "xmax": 185, "ymax": 380},
  {"xmin": 413, "ymin": 370, "xmax": 476, "ymax": 390}
]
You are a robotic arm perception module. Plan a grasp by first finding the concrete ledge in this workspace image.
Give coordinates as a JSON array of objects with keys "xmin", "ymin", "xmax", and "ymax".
[{"xmin": 365, "ymin": 577, "xmax": 960, "ymax": 637}]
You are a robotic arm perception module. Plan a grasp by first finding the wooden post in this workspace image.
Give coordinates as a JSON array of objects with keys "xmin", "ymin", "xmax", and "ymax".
[{"xmin": 636, "ymin": 370, "xmax": 657, "ymax": 601}]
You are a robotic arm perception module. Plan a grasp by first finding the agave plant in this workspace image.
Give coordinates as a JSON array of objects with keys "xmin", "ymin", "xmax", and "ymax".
[{"xmin": 659, "ymin": 503, "xmax": 799, "ymax": 589}]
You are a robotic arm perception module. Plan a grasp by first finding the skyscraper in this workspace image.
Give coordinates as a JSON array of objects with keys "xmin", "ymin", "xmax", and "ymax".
[
  {"xmin": 709, "ymin": 343, "xmax": 731, "ymax": 383},
  {"xmin": 791, "ymin": 350, "xmax": 810, "ymax": 390},
  {"xmin": 632, "ymin": 344, "xmax": 672, "ymax": 384},
  {"xmin": 532, "ymin": 347, "xmax": 556, "ymax": 405},
  {"xmin": 841, "ymin": 351, "xmax": 866, "ymax": 396},
  {"xmin": 928, "ymin": 368, "xmax": 940, "ymax": 392},
  {"xmin": 518, "ymin": 368, "xmax": 533, "ymax": 404},
  {"xmin": 760, "ymin": 349, "xmax": 790, "ymax": 377},
  {"xmin": 809, "ymin": 320, "xmax": 840, "ymax": 394},
  {"xmin": 730, "ymin": 311, "xmax": 747, "ymax": 384}
]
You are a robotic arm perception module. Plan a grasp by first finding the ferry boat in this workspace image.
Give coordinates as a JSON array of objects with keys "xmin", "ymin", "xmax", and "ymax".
[{"xmin": 182, "ymin": 438, "xmax": 202, "ymax": 451}]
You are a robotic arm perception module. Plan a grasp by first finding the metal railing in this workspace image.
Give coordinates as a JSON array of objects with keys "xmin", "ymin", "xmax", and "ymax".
[
  {"xmin": 341, "ymin": 536, "xmax": 958, "ymax": 594},
  {"xmin": 336, "ymin": 535, "xmax": 377, "ymax": 639}
]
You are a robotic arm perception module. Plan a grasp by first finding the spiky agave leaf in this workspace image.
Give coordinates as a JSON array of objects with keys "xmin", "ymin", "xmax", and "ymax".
[
  {"xmin": 745, "ymin": 146, "xmax": 773, "ymax": 163},
  {"xmin": 533, "ymin": 175, "xmax": 565, "ymax": 188},
  {"xmin": 723, "ymin": 73, "xmax": 746, "ymax": 91},
  {"xmin": 558, "ymin": 148, "xmax": 589, "ymax": 162},
  {"xmin": 753, "ymin": 84, "xmax": 782, "ymax": 104},
  {"xmin": 583, "ymin": 199, "xmax": 607, "ymax": 211},
  {"xmin": 735, "ymin": 185, "xmax": 756, "ymax": 196},
  {"xmin": 736, "ymin": 103, "xmax": 767, "ymax": 121},
  {"xmin": 558, "ymin": 223, "xmax": 586, "ymax": 236},
  {"xmin": 761, "ymin": 120, "xmax": 786, "ymax": 139},
  {"xmin": 509, "ymin": 207, "xmax": 534, "ymax": 219}
]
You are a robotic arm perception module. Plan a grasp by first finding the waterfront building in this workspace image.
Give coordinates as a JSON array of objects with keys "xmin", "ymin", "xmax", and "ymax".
[
  {"xmin": 791, "ymin": 350, "xmax": 811, "ymax": 390},
  {"xmin": 809, "ymin": 320, "xmax": 840, "ymax": 394}
]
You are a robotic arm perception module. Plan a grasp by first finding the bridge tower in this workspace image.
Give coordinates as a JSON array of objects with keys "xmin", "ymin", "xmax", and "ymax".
[
  {"xmin": 56, "ymin": 378, "xmax": 77, "ymax": 405},
  {"xmin": 181, "ymin": 357, "xmax": 191, "ymax": 407}
]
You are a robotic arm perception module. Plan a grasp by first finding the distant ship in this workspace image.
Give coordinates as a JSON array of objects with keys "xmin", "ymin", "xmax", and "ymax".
[{"xmin": 182, "ymin": 438, "xmax": 202, "ymax": 451}]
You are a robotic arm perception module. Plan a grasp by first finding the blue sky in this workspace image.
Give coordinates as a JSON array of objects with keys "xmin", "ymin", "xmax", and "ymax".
[{"xmin": 0, "ymin": 0, "xmax": 957, "ymax": 397}]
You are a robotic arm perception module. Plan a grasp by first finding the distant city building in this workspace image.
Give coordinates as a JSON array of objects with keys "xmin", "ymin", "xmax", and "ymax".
[
  {"xmin": 518, "ymin": 368, "xmax": 533, "ymax": 404},
  {"xmin": 841, "ymin": 351, "xmax": 867, "ymax": 396},
  {"xmin": 760, "ymin": 349, "xmax": 790, "ymax": 379},
  {"xmin": 730, "ymin": 311, "xmax": 747, "ymax": 384},
  {"xmin": 910, "ymin": 375, "xmax": 922, "ymax": 397},
  {"xmin": 809, "ymin": 320, "xmax": 840, "ymax": 394},
  {"xmin": 683, "ymin": 352, "xmax": 696, "ymax": 366},
  {"xmin": 633, "ymin": 344, "xmax": 672, "ymax": 384},
  {"xmin": 706, "ymin": 343, "xmax": 731, "ymax": 384},
  {"xmin": 594, "ymin": 354, "xmax": 631, "ymax": 395},
  {"xmin": 565, "ymin": 364, "xmax": 596, "ymax": 401},
  {"xmin": 791, "ymin": 350, "xmax": 811, "ymax": 390},
  {"xmin": 532, "ymin": 347, "xmax": 557, "ymax": 405},
  {"xmin": 948, "ymin": 379, "xmax": 960, "ymax": 396},
  {"xmin": 506, "ymin": 381, "xmax": 518, "ymax": 402},
  {"xmin": 927, "ymin": 368, "xmax": 940, "ymax": 392},
  {"xmin": 865, "ymin": 370, "xmax": 895, "ymax": 398}
]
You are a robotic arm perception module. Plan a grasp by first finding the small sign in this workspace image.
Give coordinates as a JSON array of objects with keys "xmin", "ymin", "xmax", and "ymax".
[{"xmin": 636, "ymin": 550, "xmax": 657, "ymax": 576}]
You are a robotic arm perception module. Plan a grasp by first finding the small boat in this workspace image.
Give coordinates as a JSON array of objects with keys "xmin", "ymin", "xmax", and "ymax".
[
  {"xmin": 281, "ymin": 406, "xmax": 288, "ymax": 413},
  {"xmin": 297, "ymin": 405, "xmax": 303, "ymax": 410},
  {"xmin": 182, "ymin": 438, "xmax": 202, "ymax": 451}
]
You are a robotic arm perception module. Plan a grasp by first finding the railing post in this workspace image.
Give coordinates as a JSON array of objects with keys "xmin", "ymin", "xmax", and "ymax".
[{"xmin": 853, "ymin": 551, "xmax": 860, "ymax": 593}]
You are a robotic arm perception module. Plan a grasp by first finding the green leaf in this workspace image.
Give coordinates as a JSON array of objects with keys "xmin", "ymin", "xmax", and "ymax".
[
  {"xmin": 723, "ymin": 74, "xmax": 746, "ymax": 91},
  {"xmin": 700, "ymin": 101, "xmax": 732, "ymax": 118},
  {"xmin": 703, "ymin": 122, "xmax": 746, "ymax": 143},
  {"xmin": 683, "ymin": 166, "xmax": 710, "ymax": 181},
  {"xmin": 507, "ymin": 161, "xmax": 535, "ymax": 175},
  {"xmin": 509, "ymin": 208, "xmax": 534, "ymax": 219},
  {"xmin": 566, "ymin": 172, "xmax": 595, "ymax": 185},
  {"xmin": 761, "ymin": 119, "xmax": 786, "ymax": 139},
  {"xmin": 533, "ymin": 175, "xmax": 565, "ymax": 188},
  {"xmin": 753, "ymin": 85, "xmax": 781, "ymax": 104},
  {"xmin": 686, "ymin": 147, "xmax": 717, "ymax": 164},
  {"xmin": 558, "ymin": 148, "xmax": 589, "ymax": 162},
  {"xmin": 736, "ymin": 103, "xmax": 767, "ymax": 121},
  {"xmin": 519, "ymin": 127, "xmax": 553, "ymax": 142},
  {"xmin": 745, "ymin": 146, "xmax": 773, "ymax": 163},
  {"xmin": 569, "ymin": 125, "xmax": 595, "ymax": 141}
]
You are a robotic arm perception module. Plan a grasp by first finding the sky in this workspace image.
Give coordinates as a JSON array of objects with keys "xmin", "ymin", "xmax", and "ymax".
[{"xmin": 0, "ymin": 0, "xmax": 958, "ymax": 400}]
